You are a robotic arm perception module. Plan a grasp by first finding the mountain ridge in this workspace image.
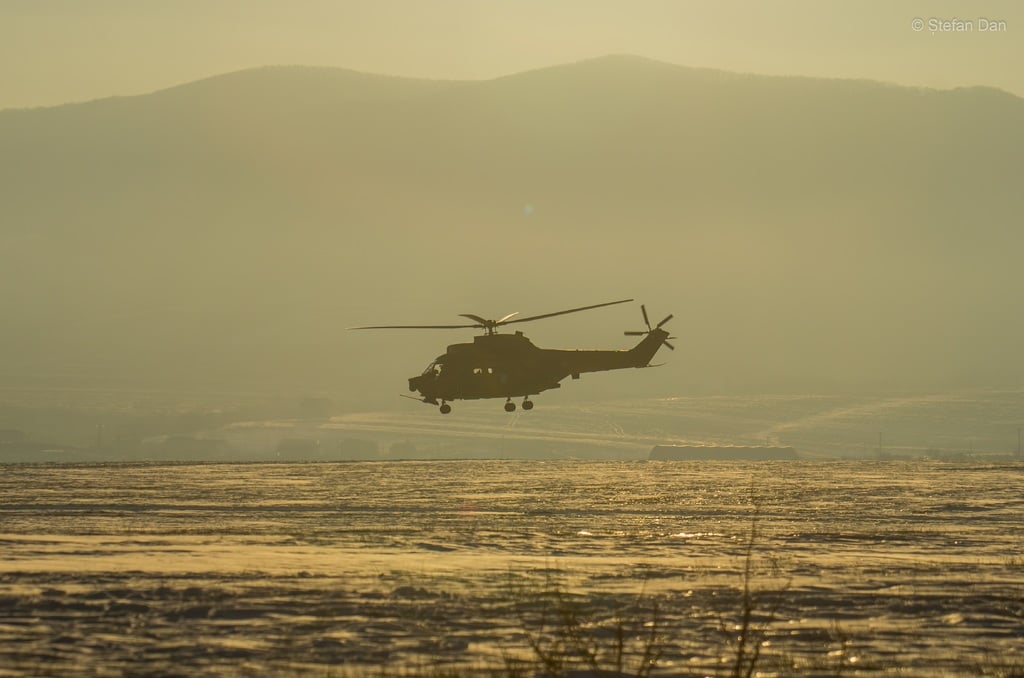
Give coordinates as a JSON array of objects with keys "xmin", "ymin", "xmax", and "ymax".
[
  {"xmin": 2, "ymin": 55, "xmax": 1020, "ymax": 116},
  {"xmin": 1, "ymin": 55, "xmax": 1021, "ymax": 402}
]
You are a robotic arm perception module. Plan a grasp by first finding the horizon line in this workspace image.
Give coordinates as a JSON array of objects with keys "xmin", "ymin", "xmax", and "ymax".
[{"xmin": 3, "ymin": 53, "xmax": 1020, "ymax": 114}]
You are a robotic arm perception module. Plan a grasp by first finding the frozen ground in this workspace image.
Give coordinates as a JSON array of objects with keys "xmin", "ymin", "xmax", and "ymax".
[{"xmin": 0, "ymin": 460, "xmax": 1022, "ymax": 676}]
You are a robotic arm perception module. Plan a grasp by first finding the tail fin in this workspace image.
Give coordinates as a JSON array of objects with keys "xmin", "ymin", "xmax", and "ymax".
[
  {"xmin": 623, "ymin": 305, "xmax": 674, "ymax": 366},
  {"xmin": 629, "ymin": 328, "xmax": 671, "ymax": 366}
]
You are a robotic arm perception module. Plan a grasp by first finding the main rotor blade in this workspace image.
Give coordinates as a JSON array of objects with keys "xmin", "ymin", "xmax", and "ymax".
[
  {"xmin": 624, "ymin": 331, "xmax": 647, "ymax": 336},
  {"xmin": 501, "ymin": 298, "xmax": 634, "ymax": 326},
  {"xmin": 350, "ymin": 299, "xmax": 634, "ymax": 332},
  {"xmin": 656, "ymin": 314, "xmax": 674, "ymax": 329},
  {"xmin": 348, "ymin": 323, "xmax": 479, "ymax": 330},
  {"xmin": 496, "ymin": 311, "xmax": 520, "ymax": 324},
  {"xmin": 641, "ymin": 304, "xmax": 651, "ymax": 331},
  {"xmin": 663, "ymin": 340, "xmax": 675, "ymax": 351}
]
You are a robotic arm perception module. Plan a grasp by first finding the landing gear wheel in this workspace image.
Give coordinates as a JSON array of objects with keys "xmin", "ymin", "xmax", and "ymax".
[
  {"xmin": 522, "ymin": 399, "xmax": 534, "ymax": 411},
  {"xmin": 504, "ymin": 400, "xmax": 516, "ymax": 413},
  {"xmin": 439, "ymin": 402, "xmax": 451, "ymax": 414}
]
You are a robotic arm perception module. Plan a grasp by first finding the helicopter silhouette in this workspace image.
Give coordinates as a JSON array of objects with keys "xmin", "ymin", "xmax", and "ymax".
[{"xmin": 350, "ymin": 299, "xmax": 674, "ymax": 414}]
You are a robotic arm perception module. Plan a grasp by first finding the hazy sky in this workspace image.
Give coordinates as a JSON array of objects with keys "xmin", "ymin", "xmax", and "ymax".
[{"xmin": 2, "ymin": 0, "xmax": 1021, "ymax": 110}]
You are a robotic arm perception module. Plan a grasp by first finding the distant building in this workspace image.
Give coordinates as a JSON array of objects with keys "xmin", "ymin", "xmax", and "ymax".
[
  {"xmin": 276, "ymin": 438, "xmax": 321, "ymax": 458},
  {"xmin": 650, "ymin": 445, "xmax": 798, "ymax": 461},
  {"xmin": 388, "ymin": 441, "xmax": 417, "ymax": 458},
  {"xmin": 145, "ymin": 435, "xmax": 233, "ymax": 459},
  {"xmin": 337, "ymin": 438, "xmax": 378, "ymax": 459}
]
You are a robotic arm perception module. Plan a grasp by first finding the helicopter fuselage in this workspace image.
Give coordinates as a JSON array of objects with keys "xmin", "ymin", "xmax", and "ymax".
[
  {"xmin": 350, "ymin": 299, "xmax": 673, "ymax": 414},
  {"xmin": 408, "ymin": 329, "xmax": 669, "ymax": 405}
]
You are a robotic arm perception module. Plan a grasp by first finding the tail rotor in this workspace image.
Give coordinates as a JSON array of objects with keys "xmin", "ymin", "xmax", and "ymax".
[{"xmin": 625, "ymin": 304, "xmax": 676, "ymax": 350}]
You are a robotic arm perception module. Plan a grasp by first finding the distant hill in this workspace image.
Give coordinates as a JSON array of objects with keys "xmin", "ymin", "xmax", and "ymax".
[{"xmin": 1, "ymin": 56, "xmax": 1022, "ymax": 404}]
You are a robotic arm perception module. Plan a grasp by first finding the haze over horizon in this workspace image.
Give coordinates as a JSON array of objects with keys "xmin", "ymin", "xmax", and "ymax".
[
  {"xmin": 2, "ymin": 0, "xmax": 1021, "ymax": 110},
  {"xmin": 3, "ymin": 54, "xmax": 1022, "ymax": 410},
  {"xmin": 2, "ymin": 1, "xmax": 1023, "ymax": 426}
]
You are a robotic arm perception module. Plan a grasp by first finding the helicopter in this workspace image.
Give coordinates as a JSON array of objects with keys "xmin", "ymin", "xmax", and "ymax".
[{"xmin": 350, "ymin": 299, "xmax": 674, "ymax": 414}]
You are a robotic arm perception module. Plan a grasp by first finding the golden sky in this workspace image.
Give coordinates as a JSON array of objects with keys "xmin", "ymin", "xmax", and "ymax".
[{"xmin": 1, "ymin": 0, "xmax": 1021, "ymax": 109}]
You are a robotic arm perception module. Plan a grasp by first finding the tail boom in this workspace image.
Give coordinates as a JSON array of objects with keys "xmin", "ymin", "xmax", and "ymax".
[{"xmin": 545, "ymin": 328, "xmax": 670, "ymax": 379}]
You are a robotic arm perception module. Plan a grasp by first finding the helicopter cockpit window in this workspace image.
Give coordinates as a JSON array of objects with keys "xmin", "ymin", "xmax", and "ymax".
[{"xmin": 422, "ymin": 360, "xmax": 443, "ymax": 377}]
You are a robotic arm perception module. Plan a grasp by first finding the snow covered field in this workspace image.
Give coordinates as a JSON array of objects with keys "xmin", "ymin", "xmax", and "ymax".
[{"xmin": 1, "ymin": 460, "xmax": 1022, "ymax": 676}]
